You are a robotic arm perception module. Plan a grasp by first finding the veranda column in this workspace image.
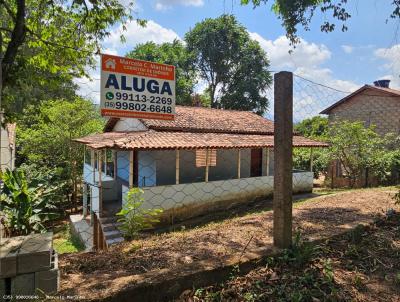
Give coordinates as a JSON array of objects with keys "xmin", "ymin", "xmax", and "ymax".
[
  {"xmin": 237, "ymin": 149, "xmax": 241, "ymax": 179},
  {"xmin": 310, "ymin": 148, "xmax": 314, "ymax": 172},
  {"xmin": 82, "ymin": 184, "xmax": 88, "ymax": 217},
  {"xmin": 273, "ymin": 71, "xmax": 293, "ymax": 249},
  {"xmin": 205, "ymin": 149, "xmax": 209, "ymax": 182},
  {"xmin": 98, "ymin": 150, "xmax": 103, "ymax": 217},
  {"xmin": 266, "ymin": 148, "xmax": 270, "ymax": 176},
  {"xmin": 129, "ymin": 150, "xmax": 134, "ymax": 188},
  {"xmin": 176, "ymin": 149, "xmax": 180, "ymax": 185}
]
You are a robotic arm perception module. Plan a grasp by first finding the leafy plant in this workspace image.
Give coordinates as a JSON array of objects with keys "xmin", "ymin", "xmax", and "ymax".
[
  {"xmin": 0, "ymin": 169, "xmax": 59, "ymax": 235},
  {"xmin": 116, "ymin": 188, "xmax": 163, "ymax": 239},
  {"xmin": 280, "ymin": 231, "xmax": 316, "ymax": 267}
]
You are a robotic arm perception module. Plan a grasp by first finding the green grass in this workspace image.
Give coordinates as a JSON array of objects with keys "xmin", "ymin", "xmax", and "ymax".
[{"xmin": 53, "ymin": 224, "xmax": 85, "ymax": 254}]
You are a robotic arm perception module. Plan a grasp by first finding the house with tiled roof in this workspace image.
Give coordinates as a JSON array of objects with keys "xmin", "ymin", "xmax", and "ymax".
[
  {"xmin": 321, "ymin": 80, "xmax": 400, "ymax": 136},
  {"xmin": 74, "ymin": 106, "xmax": 327, "ymax": 249}
]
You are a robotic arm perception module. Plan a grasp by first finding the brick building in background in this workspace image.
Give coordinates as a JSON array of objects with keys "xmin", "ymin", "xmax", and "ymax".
[
  {"xmin": 321, "ymin": 80, "xmax": 400, "ymax": 187},
  {"xmin": 321, "ymin": 80, "xmax": 400, "ymax": 136}
]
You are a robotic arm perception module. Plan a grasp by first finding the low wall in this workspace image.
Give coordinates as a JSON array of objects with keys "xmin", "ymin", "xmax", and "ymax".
[{"xmin": 131, "ymin": 171, "xmax": 313, "ymax": 222}]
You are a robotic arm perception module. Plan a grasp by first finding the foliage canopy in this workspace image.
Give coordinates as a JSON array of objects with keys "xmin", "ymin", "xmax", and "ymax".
[{"xmin": 185, "ymin": 14, "xmax": 272, "ymax": 114}]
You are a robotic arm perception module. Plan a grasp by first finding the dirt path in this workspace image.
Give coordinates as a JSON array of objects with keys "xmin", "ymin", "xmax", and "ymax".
[{"xmin": 59, "ymin": 188, "xmax": 398, "ymax": 298}]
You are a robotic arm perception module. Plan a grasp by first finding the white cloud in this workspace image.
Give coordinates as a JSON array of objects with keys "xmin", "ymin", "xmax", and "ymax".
[
  {"xmin": 250, "ymin": 33, "xmax": 358, "ymax": 92},
  {"xmin": 154, "ymin": 0, "xmax": 204, "ymax": 11},
  {"xmin": 250, "ymin": 33, "xmax": 360, "ymax": 120},
  {"xmin": 250, "ymin": 33, "xmax": 331, "ymax": 70},
  {"xmin": 374, "ymin": 44, "xmax": 400, "ymax": 89},
  {"xmin": 105, "ymin": 20, "xmax": 180, "ymax": 50},
  {"xmin": 341, "ymin": 44, "xmax": 354, "ymax": 54}
]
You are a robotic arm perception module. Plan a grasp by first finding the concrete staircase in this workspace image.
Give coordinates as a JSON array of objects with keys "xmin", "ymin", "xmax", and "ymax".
[{"xmin": 99, "ymin": 216, "xmax": 124, "ymax": 247}]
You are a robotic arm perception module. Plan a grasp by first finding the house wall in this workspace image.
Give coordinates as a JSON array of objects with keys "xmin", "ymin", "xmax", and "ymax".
[
  {"xmin": 116, "ymin": 151, "xmax": 130, "ymax": 182},
  {"xmin": 120, "ymin": 171, "xmax": 313, "ymax": 222},
  {"xmin": 113, "ymin": 118, "xmax": 147, "ymax": 132},
  {"xmin": 0, "ymin": 124, "xmax": 15, "ymax": 171},
  {"xmin": 135, "ymin": 148, "xmax": 262, "ymax": 187},
  {"xmin": 328, "ymin": 89, "xmax": 400, "ymax": 136}
]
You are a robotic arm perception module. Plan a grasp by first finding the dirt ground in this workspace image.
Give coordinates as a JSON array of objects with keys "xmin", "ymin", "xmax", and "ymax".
[
  {"xmin": 181, "ymin": 212, "xmax": 400, "ymax": 302},
  {"xmin": 59, "ymin": 188, "xmax": 398, "ymax": 298}
]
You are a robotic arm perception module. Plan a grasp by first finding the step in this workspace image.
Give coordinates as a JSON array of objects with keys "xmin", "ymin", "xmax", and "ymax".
[
  {"xmin": 106, "ymin": 237, "xmax": 124, "ymax": 246},
  {"xmin": 102, "ymin": 222, "xmax": 123, "ymax": 232},
  {"xmin": 103, "ymin": 229, "xmax": 122, "ymax": 240},
  {"xmin": 100, "ymin": 216, "xmax": 118, "ymax": 224}
]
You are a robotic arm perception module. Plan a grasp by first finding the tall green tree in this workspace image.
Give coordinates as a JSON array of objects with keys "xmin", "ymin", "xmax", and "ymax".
[
  {"xmin": 241, "ymin": 0, "xmax": 400, "ymax": 45},
  {"xmin": 17, "ymin": 98, "xmax": 105, "ymax": 206},
  {"xmin": 295, "ymin": 116, "xmax": 328, "ymax": 138},
  {"xmin": 328, "ymin": 121, "xmax": 383, "ymax": 187},
  {"xmin": 0, "ymin": 0, "xmax": 142, "ymax": 115},
  {"xmin": 126, "ymin": 40, "xmax": 196, "ymax": 106},
  {"xmin": 185, "ymin": 14, "xmax": 272, "ymax": 114}
]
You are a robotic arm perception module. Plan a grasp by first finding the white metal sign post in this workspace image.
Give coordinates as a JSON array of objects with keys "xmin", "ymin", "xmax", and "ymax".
[{"xmin": 100, "ymin": 54, "xmax": 176, "ymax": 120}]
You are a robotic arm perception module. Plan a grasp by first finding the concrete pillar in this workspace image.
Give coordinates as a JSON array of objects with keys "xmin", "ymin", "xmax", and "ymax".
[{"xmin": 273, "ymin": 71, "xmax": 293, "ymax": 248}]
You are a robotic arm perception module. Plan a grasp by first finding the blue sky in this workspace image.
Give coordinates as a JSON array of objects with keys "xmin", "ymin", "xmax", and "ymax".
[{"xmin": 78, "ymin": 0, "xmax": 400, "ymax": 112}]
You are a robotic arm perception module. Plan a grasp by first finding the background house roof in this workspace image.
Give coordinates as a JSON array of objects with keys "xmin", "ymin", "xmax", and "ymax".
[
  {"xmin": 75, "ymin": 130, "xmax": 328, "ymax": 150},
  {"xmin": 320, "ymin": 85, "xmax": 400, "ymax": 114},
  {"xmin": 104, "ymin": 106, "xmax": 275, "ymax": 134}
]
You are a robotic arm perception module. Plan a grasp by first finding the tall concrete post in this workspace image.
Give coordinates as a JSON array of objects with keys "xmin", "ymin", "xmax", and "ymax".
[{"xmin": 273, "ymin": 71, "xmax": 293, "ymax": 248}]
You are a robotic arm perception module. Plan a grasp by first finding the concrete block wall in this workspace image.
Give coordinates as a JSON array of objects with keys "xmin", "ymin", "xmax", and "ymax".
[
  {"xmin": 0, "ymin": 233, "xmax": 59, "ymax": 296},
  {"xmin": 328, "ymin": 89, "xmax": 400, "ymax": 136}
]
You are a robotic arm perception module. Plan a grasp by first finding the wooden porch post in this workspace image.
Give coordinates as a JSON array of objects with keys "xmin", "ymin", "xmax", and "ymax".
[
  {"xmin": 82, "ymin": 184, "xmax": 88, "ymax": 217},
  {"xmin": 113, "ymin": 150, "xmax": 117, "ymax": 180},
  {"xmin": 129, "ymin": 150, "xmax": 134, "ymax": 188},
  {"xmin": 266, "ymin": 148, "xmax": 270, "ymax": 176},
  {"xmin": 98, "ymin": 150, "xmax": 103, "ymax": 217},
  {"xmin": 237, "ymin": 149, "xmax": 241, "ymax": 179},
  {"xmin": 205, "ymin": 149, "xmax": 209, "ymax": 182},
  {"xmin": 176, "ymin": 149, "xmax": 180, "ymax": 185},
  {"xmin": 91, "ymin": 149, "xmax": 95, "ymax": 184},
  {"xmin": 310, "ymin": 148, "xmax": 314, "ymax": 172}
]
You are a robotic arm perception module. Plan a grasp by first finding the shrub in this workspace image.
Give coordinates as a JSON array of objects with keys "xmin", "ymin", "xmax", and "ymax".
[
  {"xmin": 116, "ymin": 188, "xmax": 163, "ymax": 239},
  {"xmin": 0, "ymin": 169, "xmax": 59, "ymax": 235}
]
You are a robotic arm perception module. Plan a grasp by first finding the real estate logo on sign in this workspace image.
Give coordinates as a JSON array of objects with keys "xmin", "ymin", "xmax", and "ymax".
[{"xmin": 100, "ymin": 54, "xmax": 176, "ymax": 120}]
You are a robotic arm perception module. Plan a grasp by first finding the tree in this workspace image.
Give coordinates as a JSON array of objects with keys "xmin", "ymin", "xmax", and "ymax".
[
  {"xmin": 185, "ymin": 14, "xmax": 272, "ymax": 114},
  {"xmin": 0, "ymin": 0, "xmax": 141, "ymax": 114},
  {"xmin": 295, "ymin": 116, "xmax": 328, "ymax": 138},
  {"xmin": 241, "ymin": 0, "xmax": 400, "ymax": 45},
  {"xmin": 293, "ymin": 116, "xmax": 329, "ymax": 178},
  {"xmin": 328, "ymin": 121, "xmax": 383, "ymax": 187},
  {"xmin": 126, "ymin": 40, "xmax": 197, "ymax": 106},
  {"xmin": 17, "ymin": 98, "xmax": 105, "ymax": 207}
]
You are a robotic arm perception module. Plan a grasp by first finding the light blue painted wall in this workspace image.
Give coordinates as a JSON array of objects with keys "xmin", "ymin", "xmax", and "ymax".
[
  {"xmin": 116, "ymin": 151, "xmax": 130, "ymax": 182},
  {"xmin": 138, "ymin": 151, "xmax": 156, "ymax": 187}
]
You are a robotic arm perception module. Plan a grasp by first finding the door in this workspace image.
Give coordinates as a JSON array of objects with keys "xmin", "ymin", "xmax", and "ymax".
[{"xmin": 250, "ymin": 149, "xmax": 263, "ymax": 177}]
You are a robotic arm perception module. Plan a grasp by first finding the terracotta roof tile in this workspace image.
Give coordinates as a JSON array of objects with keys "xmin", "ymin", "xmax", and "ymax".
[
  {"xmin": 104, "ymin": 106, "xmax": 274, "ymax": 134},
  {"xmin": 75, "ymin": 130, "xmax": 328, "ymax": 150}
]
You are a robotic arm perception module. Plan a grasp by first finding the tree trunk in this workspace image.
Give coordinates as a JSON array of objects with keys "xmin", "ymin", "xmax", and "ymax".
[{"xmin": 2, "ymin": 0, "xmax": 27, "ymax": 87}]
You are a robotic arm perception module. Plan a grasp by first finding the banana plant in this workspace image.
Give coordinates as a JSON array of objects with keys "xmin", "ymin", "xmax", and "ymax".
[{"xmin": 0, "ymin": 169, "xmax": 58, "ymax": 235}]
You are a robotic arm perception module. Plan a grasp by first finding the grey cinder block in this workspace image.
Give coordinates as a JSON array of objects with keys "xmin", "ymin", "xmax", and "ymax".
[{"xmin": 11, "ymin": 273, "xmax": 35, "ymax": 295}]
